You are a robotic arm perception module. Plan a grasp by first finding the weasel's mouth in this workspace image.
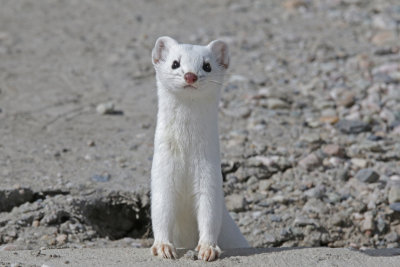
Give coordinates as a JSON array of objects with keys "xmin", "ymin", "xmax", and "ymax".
[{"xmin": 183, "ymin": 85, "xmax": 197, "ymax": 89}]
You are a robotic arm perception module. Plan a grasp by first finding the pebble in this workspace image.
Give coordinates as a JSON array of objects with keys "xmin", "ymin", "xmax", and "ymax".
[
  {"xmin": 263, "ymin": 233, "xmax": 277, "ymax": 244},
  {"xmin": 319, "ymin": 116, "xmax": 339, "ymax": 124},
  {"xmin": 293, "ymin": 216, "xmax": 318, "ymax": 227},
  {"xmin": 336, "ymin": 120, "xmax": 371, "ymax": 134},
  {"xmin": 298, "ymin": 153, "xmax": 320, "ymax": 170},
  {"xmin": 266, "ymin": 98, "xmax": 289, "ymax": 109},
  {"xmin": 371, "ymin": 31, "xmax": 396, "ymax": 46},
  {"xmin": 361, "ymin": 212, "xmax": 375, "ymax": 232},
  {"xmin": 322, "ymin": 144, "xmax": 344, "ymax": 157},
  {"xmin": 56, "ymin": 234, "xmax": 68, "ymax": 244},
  {"xmin": 351, "ymin": 158, "xmax": 367, "ymax": 168},
  {"xmin": 337, "ymin": 92, "xmax": 356, "ymax": 108},
  {"xmin": 334, "ymin": 168, "xmax": 349, "ymax": 181},
  {"xmin": 91, "ymin": 173, "xmax": 111, "ymax": 182},
  {"xmin": 355, "ymin": 168, "xmax": 380, "ymax": 183},
  {"xmin": 388, "ymin": 185, "xmax": 400, "ymax": 204},
  {"xmin": 96, "ymin": 102, "xmax": 115, "ymax": 115},
  {"xmin": 389, "ymin": 203, "xmax": 400, "ymax": 212},
  {"xmin": 385, "ymin": 232, "xmax": 399, "ymax": 243},
  {"xmin": 183, "ymin": 250, "xmax": 197, "ymax": 260},
  {"xmin": 225, "ymin": 194, "xmax": 246, "ymax": 212}
]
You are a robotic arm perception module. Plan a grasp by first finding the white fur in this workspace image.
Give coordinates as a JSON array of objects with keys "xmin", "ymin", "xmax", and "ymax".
[{"xmin": 150, "ymin": 36, "xmax": 249, "ymax": 261}]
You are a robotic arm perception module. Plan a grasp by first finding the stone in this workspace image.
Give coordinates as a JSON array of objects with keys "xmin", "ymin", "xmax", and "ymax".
[
  {"xmin": 319, "ymin": 116, "xmax": 339, "ymax": 124},
  {"xmin": 225, "ymin": 194, "xmax": 246, "ymax": 212},
  {"xmin": 388, "ymin": 185, "xmax": 400, "ymax": 204},
  {"xmin": 32, "ymin": 220, "xmax": 40, "ymax": 227},
  {"xmin": 385, "ymin": 232, "xmax": 399, "ymax": 243},
  {"xmin": 304, "ymin": 185, "xmax": 325, "ymax": 199},
  {"xmin": 259, "ymin": 179, "xmax": 273, "ymax": 191},
  {"xmin": 56, "ymin": 234, "xmax": 68, "ymax": 244},
  {"xmin": 283, "ymin": 0, "xmax": 308, "ymax": 10},
  {"xmin": 334, "ymin": 168, "xmax": 349, "ymax": 181},
  {"xmin": 337, "ymin": 92, "xmax": 355, "ymax": 108},
  {"xmin": 263, "ymin": 233, "xmax": 277, "ymax": 244},
  {"xmin": 303, "ymin": 199, "xmax": 328, "ymax": 214},
  {"xmin": 96, "ymin": 102, "xmax": 115, "ymax": 115},
  {"xmin": 183, "ymin": 250, "xmax": 197, "ymax": 260},
  {"xmin": 355, "ymin": 168, "xmax": 379, "ymax": 183},
  {"xmin": 298, "ymin": 153, "xmax": 320, "ymax": 170},
  {"xmin": 322, "ymin": 144, "xmax": 344, "ymax": 157},
  {"xmin": 351, "ymin": 158, "xmax": 368, "ymax": 168},
  {"xmin": 266, "ymin": 98, "xmax": 289, "ymax": 109},
  {"xmin": 336, "ymin": 120, "xmax": 371, "ymax": 134},
  {"xmin": 91, "ymin": 173, "xmax": 111, "ymax": 182},
  {"xmin": 361, "ymin": 212, "xmax": 374, "ymax": 232},
  {"xmin": 293, "ymin": 216, "xmax": 318, "ymax": 227},
  {"xmin": 371, "ymin": 31, "xmax": 396, "ymax": 46},
  {"xmin": 390, "ymin": 203, "xmax": 400, "ymax": 212}
]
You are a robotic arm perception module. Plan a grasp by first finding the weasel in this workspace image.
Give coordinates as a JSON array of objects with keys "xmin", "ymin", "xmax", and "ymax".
[{"xmin": 150, "ymin": 36, "xmax": 250, "ymax": 262}]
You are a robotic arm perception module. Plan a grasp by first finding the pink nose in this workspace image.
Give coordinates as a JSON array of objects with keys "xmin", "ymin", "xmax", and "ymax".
[{"xmin": 184, "ymin": 72, "xmax": 198, "ymax": 84}]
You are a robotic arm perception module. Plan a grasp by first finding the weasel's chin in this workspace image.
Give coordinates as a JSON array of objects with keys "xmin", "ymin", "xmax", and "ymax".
[{"xmin": 183, "ymin": 85, "xmax": 197, "ymax": 89}]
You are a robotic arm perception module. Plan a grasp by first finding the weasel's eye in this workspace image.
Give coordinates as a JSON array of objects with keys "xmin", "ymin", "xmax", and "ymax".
[
  {"xmin": 172, "ymin": 61, "xmax": 180, "ymax": 69},
  {"xmin": 203, "ymin": 62, "xmax": 211, "ymax": 72}
]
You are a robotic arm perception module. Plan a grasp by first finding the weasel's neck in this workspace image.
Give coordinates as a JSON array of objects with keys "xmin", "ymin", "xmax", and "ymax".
[{"xmin": 157, "ymin": 82, "xmax": 220, "ymax": 123}]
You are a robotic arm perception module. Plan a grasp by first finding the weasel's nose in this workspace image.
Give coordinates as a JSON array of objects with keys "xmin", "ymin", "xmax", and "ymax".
[{"xmin": 184, "ymin": 72, "xmax": 198, "ymax": 84}]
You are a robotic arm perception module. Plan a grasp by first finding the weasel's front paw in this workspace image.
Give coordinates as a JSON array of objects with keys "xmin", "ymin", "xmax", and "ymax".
[
  {"xmin": 151, "ymin": 242, "xmax": 177, "ymax": 259},
  {"xmin": 196, "ymin": 242, "xmax": 221, "ymax": 261}
]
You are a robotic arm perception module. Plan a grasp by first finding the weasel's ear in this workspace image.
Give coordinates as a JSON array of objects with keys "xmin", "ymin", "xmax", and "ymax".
[
  {"xmin": 208, "ymin": 40, "xmax": 229, "ymax": 69},
  {"xmin": 152, "ymin": 36, "xmax": 178, "ymax": 65}
]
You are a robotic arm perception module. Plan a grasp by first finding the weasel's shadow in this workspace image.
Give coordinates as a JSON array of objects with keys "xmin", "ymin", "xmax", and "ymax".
[{"xmin": 176, "ymin": 247, "xmax": 400, "ymax": 259}]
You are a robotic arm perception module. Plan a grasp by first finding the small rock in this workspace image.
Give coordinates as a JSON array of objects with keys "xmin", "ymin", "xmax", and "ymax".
[
  {"xmin": 371, "ymin": 31, "xmax": 396, "ymax": 46},
  {"xmin": 269, "ymin": 214, "xmax": 282, "ymax": 222},
  {"xmin": 87, "ymin": 140, "xmax": 95, "ymax": 147},
  {"xmin": 303, "ymin": 198, "xmax": 329, "ymax": 214},
  {"xmin": 388, "ymin": 185, "xmax": 400, "ymax": 204},
  {"xmin": 376, "ymin": 216, "xmax": 387, "ymax": 233},
  {"xmin": 322, "ymin": 144, "xmax": 344, "ymax": 157},
  {"xmin": 361, "ymin": 212, "xmax": 375, "ymax": 232},
  {"xmin": 32, "ymin": 220, "xmax": 40, "ymax": 227},
  {"xmin": 96, "ymin": 102, "xmax": 115, "ymax": 115},
  {"xmin": 264, "ymin": 233, "xmax": 277, "ymax": 244},
  {"xmin": 390, "ymin": 203, "xmax": 400, "ymax": 212},
  {"xmin": 259, "ymin": 180, "xmax": 274, "ymax": 191},
  {"xmin": 91, "ymin": 173, "xmax": 111, "ymax": 182},
  {"xmin": 56, "ymin": 234, "xmax": 68, "ymax": 244},
  {"xmin": 0, "ymin": 244, "xmax": 18, "ymax": 251},
  {"xmin": 334, "ymin": 168, "xmax": 349, "ymax": 181},
  {"xmin": 225, "ymin": 194, "xmax": 246, "ymax": 212},
  {"xmin": 304, "ymin": 185, "xmax": 325, "ymax": 199},
  {"xmin": 355, "ymin": 168, "xmax": 380, "ymax": 183},
  {"xmin": 298, "ymin": 153, "xmax": 321, "ymax": 170},
  {"xmin": 337, "ymin": 92, "xmax": 356, "ymax": 108},
  {"xmin": 283, "ymin": 0, "xmax": 308, "ymax": 10},
  {"xmin": 183, "ymin": 250, "xmax": 197, "ymax": 260},
  {"xmin": 319, "ymin": 116, "xmax": 339, "ymax": 124},
  {"xmin": 266, "ymin": 98, "xmax": 289, "ymax": 109},
  {"xmin": 336, "ymin": 120, "xmax": 371, "ymax": 134},
  {"xmin": 293, "ymin": 216, "xmax": 318, "ymax": 227},
  {"xmin": 351, "ymin": 158, "xmax": 368, "ymax": 168},
  {"xmin": 385, "ymin": 232, "xmax": 399, "ymax": 243}
]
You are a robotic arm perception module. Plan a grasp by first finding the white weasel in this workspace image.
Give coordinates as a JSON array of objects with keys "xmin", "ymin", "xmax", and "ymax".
[{"xmin": 150, "ymin": 36, "xmax": 249, "ymax": 262}]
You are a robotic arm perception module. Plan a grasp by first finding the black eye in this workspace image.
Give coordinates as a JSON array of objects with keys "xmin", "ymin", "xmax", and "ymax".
[
  {"xmin": 203, "ymin": 62, "xmax": 211, "ymax": 72},
  {"xmin": 172, "ymin": 60, "xmax": 180, "ymax": 69}
]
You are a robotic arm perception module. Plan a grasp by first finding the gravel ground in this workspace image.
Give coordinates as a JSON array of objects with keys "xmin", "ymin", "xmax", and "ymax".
[{"xmin": 1, "ymin": 0, "xmax": 400, "ymax": 253}]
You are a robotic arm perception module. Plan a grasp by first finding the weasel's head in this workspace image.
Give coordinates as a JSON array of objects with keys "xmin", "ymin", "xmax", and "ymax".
[{"xmin": 152, "ymin": 36, "xmax": 229, "ymax": 94}]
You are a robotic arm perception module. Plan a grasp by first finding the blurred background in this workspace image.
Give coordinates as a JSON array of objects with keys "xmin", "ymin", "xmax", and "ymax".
[{"xmin": 0, "ymin": 0, "xmax": 399, "ymax": 251}]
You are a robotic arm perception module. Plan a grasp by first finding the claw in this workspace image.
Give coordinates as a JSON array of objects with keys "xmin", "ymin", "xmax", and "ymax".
[{"xmin": 150, "ymin": 242, "xmax": 177, "ymax": 259}]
